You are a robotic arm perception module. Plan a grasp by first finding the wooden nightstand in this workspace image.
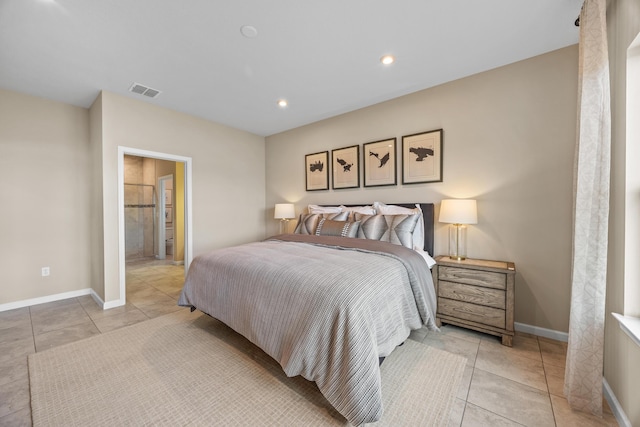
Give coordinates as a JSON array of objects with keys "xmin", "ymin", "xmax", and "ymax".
[{"xmin": 432, "ymin": 256, "xmax": 516, "ymax": 346}]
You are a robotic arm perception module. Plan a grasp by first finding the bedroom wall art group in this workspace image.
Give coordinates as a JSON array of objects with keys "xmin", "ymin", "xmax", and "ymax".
[{"xmin": 304, "ymin": 129, "xmax": 443, "ymax": 191}]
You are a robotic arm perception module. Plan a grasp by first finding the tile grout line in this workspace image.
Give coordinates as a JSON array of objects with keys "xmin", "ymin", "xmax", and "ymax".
[
  {"xmin": 77, "ymin": 296, "xmax": 105, "ymax": 335},
  {"xmin": 538, "ymin": 335, "xmax": 563, "ymax": 427},
  {"xmin": 28, "ymin": 306, "xmax": 36, "ymax": 353},
  {"xmin": 469, "ymin": 365, "xmax": 553, "ymax": 426}
]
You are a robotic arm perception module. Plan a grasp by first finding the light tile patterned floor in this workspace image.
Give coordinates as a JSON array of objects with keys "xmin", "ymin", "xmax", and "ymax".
[
  {"xmin": 0, "ymin": 260, "xmax": 620, "ymax": 426},
  {"xmin": 408, "ymin": 327, "xmax": 619, "ymax": 426}
]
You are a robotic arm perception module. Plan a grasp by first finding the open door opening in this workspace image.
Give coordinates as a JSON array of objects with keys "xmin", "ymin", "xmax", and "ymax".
[{"xmin": 118, "ymin": 147, "xmax": 192, "ymax": 306}]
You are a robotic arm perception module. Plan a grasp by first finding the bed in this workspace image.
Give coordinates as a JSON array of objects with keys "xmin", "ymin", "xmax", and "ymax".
[{"xmin": 178, "ymin": 202, "xmax": 438, "ymax": 425}]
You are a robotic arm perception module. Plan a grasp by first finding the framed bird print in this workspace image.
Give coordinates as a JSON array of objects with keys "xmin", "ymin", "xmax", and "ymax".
[
  {"xmin": 331, "ymin": 145, "xmax": 360, "ymax": 189},
  {"xmin": 363, "ymin": 138, "xmax": 397, "ymax": 187},
  {"xmin": 402, "ymin": 129, "xmax": 443, "ymax": 184},
  {"xmin": 305, "ymin": 151, "xmax": 329, "ymax": 191}
]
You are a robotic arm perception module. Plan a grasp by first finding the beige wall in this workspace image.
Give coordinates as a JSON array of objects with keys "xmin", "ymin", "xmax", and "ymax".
[
  {"xmin": 0, "ymin": 89, "xmax": 266, "ymax": 307},
  {"xmin": 266, "ymin": 46, "xmax": 578, "ymax": 332},
  {"xmin": 605, "ymin": 0, "xmax": 640, "ymax": 425},
  {"xmin": 0, "ymin": 89, "xmax": 92, "ymax": 304},
  {"xmin": 98, "ymin": 91, "xmax": 266, "ymax": 302}
]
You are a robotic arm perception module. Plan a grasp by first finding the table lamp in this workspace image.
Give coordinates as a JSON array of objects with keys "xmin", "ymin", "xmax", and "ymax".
[
  {"xmin": 274, "ymin": 203, "xmax": 295, "ymax": 234},
  {"xmin": 439, "ymin": 199, "xmax": 478, "ymax": 260}
]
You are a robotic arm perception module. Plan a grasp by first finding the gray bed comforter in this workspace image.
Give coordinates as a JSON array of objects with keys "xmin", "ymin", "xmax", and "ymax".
[{"xmin": 178, "ymin": 234, "xmax": 438, "ymax": 426}]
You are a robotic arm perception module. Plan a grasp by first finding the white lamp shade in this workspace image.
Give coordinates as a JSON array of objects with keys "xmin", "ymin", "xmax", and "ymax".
[
  {"xmin": 274, "ymin": 203, "xmax": 295, "ymax": 219},
  {"xmin": 439, "ymin": 199, "xmax": 478, "ymax": 224}
]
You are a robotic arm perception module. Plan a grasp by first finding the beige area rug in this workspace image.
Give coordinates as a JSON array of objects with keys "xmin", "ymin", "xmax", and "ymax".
[{"xmin": 29, "ymin": 310, "xmax": 466, "ymax": 426}]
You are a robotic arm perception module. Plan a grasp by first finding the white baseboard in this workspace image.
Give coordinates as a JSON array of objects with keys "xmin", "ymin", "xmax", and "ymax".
[
  {"xmin": 0, "ymin": 288, "xmax": 92, "ymax": 312},
  {"xmin": 88, "ymin": 289, "xmax": 105, "ymax": 307},
  {"xmin": 103, "ymin": 298, "xmax": 126, "ymax": 309},
  {"xmin": 603, "ymin": 378, "xmax": 632, "ymax": 427},
  {"xmin": 0, "ymin": 288, "xmax": 126, "ymax": 312},
  {"xmin": 85, "ymin": 290, "xmax": 125, "ymax": 310},
  {"xmin": 514, "ymin": 322, "xmax": 569, "ymax": 342}
]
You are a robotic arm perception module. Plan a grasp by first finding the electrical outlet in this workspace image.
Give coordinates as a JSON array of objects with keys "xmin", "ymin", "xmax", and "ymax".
[{"xmin": 41, "ymin": 267, "xmax": 50, "ymax": 277}]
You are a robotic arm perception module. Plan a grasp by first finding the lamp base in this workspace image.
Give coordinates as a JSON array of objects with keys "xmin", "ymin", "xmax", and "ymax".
[
  {"xmin": 448, "ymin": 224, "xmax": 468, "ymax": 260},
  {"xmin": 279, "ymin": 219, "xmax": 290, "ymax": 234}
]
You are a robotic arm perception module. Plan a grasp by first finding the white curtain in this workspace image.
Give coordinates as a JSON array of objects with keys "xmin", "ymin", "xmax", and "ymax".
[{"xmin": 564, "ymin": 0, "xmax": 611, "ymax": 416}]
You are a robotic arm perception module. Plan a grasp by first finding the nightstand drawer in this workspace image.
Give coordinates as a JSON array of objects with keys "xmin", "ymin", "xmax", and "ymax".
[
  {"xmin": 438, "ymin": 297, "xmax": 506, "ymax": 329},
  {"xmin": 438, "ymin": 281, "xmax": 505, "ymax": 309},
  {"xmin": 439, "ymin": 266, "xmax": 506, "ymax": 290}
]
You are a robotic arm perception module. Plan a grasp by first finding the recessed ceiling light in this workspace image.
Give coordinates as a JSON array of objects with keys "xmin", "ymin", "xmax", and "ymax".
[
  {"xmin": 380, "ymin": 55, "xmax": 395, "ymax": 65},
  {"xmin": 240, "ymin": 25, "xmax": 258, "ymax": 38},
  {"xmin": 277, "ymin": 99, "xmax": 288, "ymax": 108}
]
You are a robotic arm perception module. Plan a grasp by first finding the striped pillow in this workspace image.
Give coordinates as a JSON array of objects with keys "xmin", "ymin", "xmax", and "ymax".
[
  {"xmin": 294, "ymin": 212, "xmax": 349, "ymax": 235},
  {"xmin": 315, "ymin": 219, "xmax": 360, "ymax": 238},
  {"xmin": 354, "ymin": 213, "xmax": 420, "ymax": 249},
  {"xmin": 373, "ymin": 202, "xmax": 424, "ymax": 251}
]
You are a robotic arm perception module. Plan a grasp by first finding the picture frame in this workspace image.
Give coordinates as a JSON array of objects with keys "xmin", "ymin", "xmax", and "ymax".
[
  {"xmin": 363, "ymin": 137, "xmax": 397, "ymax": 187},
  {"xmin": 402, "ymin": 129, "xmax": 443, "ymax": 184},
  {"xmin": 165, "ymin": 207, "xmax": 173, "ymax": 223},
  {"xmin": 331, "ymin": 145, "xmax": 360, "ymax": 189},
  {"xmin": 164, "ymin": 189, "xmax": 172, "ymax": 206},
  {"xmin": 305, "ymin": 151, "xmax": 329, "ymax": 191}
]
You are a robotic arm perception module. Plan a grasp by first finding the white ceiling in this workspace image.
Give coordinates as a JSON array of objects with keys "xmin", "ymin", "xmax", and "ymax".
[{"xmin": 0, "ymin": 0, "xmax": 583, "ymax": 137}]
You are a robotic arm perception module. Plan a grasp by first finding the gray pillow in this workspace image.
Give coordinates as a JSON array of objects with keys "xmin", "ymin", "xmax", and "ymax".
[
  {"xmin": 354, "ymin": 213, "xmax": 420, "ymax": 249},
  {"xmin": 294, "ymin": 211, "xmax": 349, "ymax": 234},
  {"xmin": 373, "ymin": 202, "xmax": 424, "ymax": 250},
  {"xmin": 315, "ymin": 219, "xmax": 361, "ymax": 238}
]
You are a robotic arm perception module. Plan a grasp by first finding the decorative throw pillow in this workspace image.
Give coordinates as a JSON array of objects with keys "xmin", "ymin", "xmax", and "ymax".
[
  {"xmin": 315, "ymin": 219, "xmax": 360, "ymax": 238},
  {"xmin": 294, "ymin": 211, "xmax": 349, "ymax": 234},
  {"xmin": 373, "ymin": 202, "xmax": 425, "ymax": 251},
  {"xmin": 355, "ymin": 213, "xmax": 420, "ymax": 249}
]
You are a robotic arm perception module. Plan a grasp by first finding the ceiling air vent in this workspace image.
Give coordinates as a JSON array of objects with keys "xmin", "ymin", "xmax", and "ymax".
[{"xmin": 129, "ymin": 83, "xmax": 161, "ymax": 98}]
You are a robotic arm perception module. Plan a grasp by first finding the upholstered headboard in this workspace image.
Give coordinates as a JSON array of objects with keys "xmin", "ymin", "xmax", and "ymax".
[{"xmin": 320, "ymin": 203, "xmax": 435, "ymax": 256}]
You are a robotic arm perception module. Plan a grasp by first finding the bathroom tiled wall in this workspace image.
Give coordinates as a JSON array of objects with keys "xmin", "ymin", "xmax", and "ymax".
[{"xmin": 124, "ymin": 155, "xmax": 156, "ymax": 260}]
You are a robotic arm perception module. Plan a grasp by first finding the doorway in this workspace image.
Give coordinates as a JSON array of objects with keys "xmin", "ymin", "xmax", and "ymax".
[{"xmin": 117, "ymin": 146, "xmax": 193, "ymax": 305}]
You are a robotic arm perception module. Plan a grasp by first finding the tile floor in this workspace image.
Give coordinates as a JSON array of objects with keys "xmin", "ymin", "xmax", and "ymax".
[
  {"xmin": 0, "ymin": 260, "xmax": 620, "ymax": 426},
  {"xmin": 407, "ymin": 327, "xmax": 619, "ymax": 426}
]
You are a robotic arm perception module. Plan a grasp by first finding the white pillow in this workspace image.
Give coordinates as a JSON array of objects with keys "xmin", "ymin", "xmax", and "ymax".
[
  {"xmin": 373, "ymin": 201, "xmax": 420, "ymax": 215},
  {"xmin": 308, "ymin": 204, "xmax": 342, "ymax": 214},
  {"xmin": 373, "ymin": 202, "xmax": 425, "ymax": 251},
  {"xmin": 339, "ymin": 205, "xmax": 376, "ymax": 221}
]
